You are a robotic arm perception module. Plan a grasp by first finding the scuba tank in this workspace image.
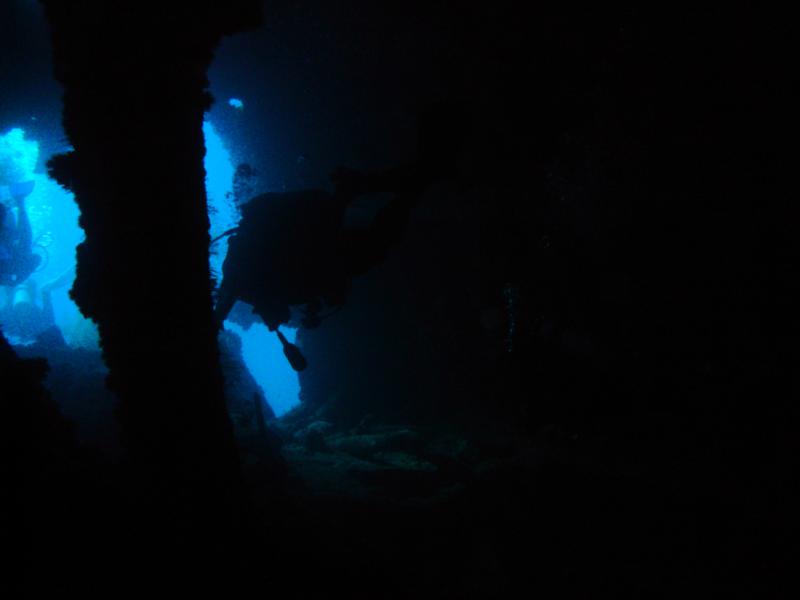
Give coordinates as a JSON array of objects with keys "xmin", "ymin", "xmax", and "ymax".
[{"xmin": 12, "ymin": 283, "xmax": 34, "ymax": 310}]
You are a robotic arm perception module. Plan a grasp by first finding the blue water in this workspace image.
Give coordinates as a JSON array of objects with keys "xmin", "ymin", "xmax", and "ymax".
[
  {"xmin": 0, "ymin": 126, "xmax": 98, "ymax": 348},
  {"xmin": 1, "ymin": 122, "xmax": 300, "ymax": 416},
  {"xmin": 224, "ymin": 321, "xmax": 300, "ymax": 416}
]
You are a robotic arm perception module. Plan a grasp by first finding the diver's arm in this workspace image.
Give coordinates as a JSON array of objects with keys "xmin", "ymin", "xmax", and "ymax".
[{"xmin": 41, "ymin": 267, "xmax": 75, "ymax": 294}]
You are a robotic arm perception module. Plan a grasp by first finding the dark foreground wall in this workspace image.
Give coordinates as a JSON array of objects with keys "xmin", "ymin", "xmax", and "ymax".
[{"xmin": 34, "ymin": 0, "xmax": 263, "ymax": 584}]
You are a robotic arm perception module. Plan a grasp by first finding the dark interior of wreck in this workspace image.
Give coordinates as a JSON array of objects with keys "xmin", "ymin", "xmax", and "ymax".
[{"xmin": 2, "ymin": 2, "xmax": 793, "ymax": 597}]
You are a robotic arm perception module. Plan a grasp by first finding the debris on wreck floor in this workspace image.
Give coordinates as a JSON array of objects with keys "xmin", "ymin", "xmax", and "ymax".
[
  {"xmin": 234, "ymin": 400, "xmax": 733, "ymax": 599},
  {"xmin": 239, "ymin": 397, "xmax": 622, "ymax": 507}
]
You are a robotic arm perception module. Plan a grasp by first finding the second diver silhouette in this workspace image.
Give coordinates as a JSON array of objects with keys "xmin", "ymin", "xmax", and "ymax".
[{"xmin": 214, "ymin": 104, "xmax": 467, "ymax": 371}]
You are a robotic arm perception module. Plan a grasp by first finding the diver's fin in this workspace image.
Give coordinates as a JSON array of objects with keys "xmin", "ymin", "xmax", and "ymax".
[{"xmin": 277, "ymin": 330, "xmax": 308, "ymax": 371}]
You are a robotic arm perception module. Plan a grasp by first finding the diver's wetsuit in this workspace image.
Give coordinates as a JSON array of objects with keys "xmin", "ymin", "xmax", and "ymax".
[
  {"xmin": 0, "ymin": 196, "xmax": 40, "ymax": 286},
  {"xmin": 216, "ymin": 190, "xmax": 349, "ymax": 331},
  {"xmin": 0, "ymin": 202, "xmax": 16, "ymax": 285}
]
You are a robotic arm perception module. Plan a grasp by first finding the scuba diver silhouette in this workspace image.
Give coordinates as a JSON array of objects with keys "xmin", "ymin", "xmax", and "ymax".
[
  {"xmin": 214, "ymin": 174, "xmax": 423, "ymax": 371},
  {"xmin": 214, "ymin": 103, "xmax": 467, "ymax": 371},
  {"xmin": 0, "ymin": 180, "xmax": 41, "ymax": 287}
]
